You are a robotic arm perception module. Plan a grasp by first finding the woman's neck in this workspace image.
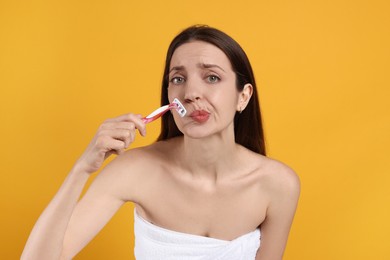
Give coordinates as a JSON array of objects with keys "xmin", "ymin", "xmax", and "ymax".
[{"xmin": 177, "ymin": 131, "xmax": 240, "ymax": 182}]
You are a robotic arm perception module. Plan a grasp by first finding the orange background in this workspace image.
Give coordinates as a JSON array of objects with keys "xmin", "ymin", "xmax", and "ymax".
[{"xmin": 1, "ymin": 0, "xmax": 389, "ymax": 259}]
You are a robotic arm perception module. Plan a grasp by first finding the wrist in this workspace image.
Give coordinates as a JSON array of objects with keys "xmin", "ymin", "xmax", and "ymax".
[
  {"xmin": 69, "ymin": 163, "xmax": 92, "ymax": 181},
  {"xmin": 72, "ymin": 158, "xmax": 98, "ymax": 176}
]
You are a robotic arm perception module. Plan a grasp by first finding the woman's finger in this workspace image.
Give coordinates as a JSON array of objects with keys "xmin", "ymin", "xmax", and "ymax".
[
  {"xmin": 99, "ymin": 121, "xmax": 136, "ymax": 131},
  {"xmin": 102, "ymin": 113, "xmax": 146, "ymax": 136},
  {"xmin": 105, "ymin": 113, "xmax": 140, "ymax": 123},
  {"xmin": 97, "ymin": 129, "xmax": 133, "ymax": 148},
  {"xmin": 102, "ymin": 139, "xmax": 126, "ymax": 159}
]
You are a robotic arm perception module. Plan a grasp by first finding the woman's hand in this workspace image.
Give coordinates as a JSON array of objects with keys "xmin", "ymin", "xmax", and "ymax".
[{"xmin": 76, "ymin": 113, "xmax": 146, "ymax": 174}]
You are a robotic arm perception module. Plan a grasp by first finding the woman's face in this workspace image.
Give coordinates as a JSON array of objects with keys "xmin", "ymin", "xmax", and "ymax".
[{"xmin": 167, "ymin": 40, "xmax": 243, "ymax": 139}]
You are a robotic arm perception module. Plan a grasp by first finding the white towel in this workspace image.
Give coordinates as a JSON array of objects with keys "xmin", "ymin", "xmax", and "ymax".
[{"xmin": 134, "ymin": 210, "xmax": 261, "ymax": 260}]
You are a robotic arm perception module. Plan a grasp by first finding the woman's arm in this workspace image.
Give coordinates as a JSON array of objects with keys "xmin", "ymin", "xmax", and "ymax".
[
  {"xmin": 256, "ymin": 164, "xmax": 301, "ymax": 260},
  {"xmin": 21, "ymin": 113, "xmax": 146, "ymax": 260},
  {"xmin": 21, "ymin": 166, "xmax": 89, "ymax": 260},
  {"xmin": 60, "ymin": 148, "xmax": 146, "ymax": 259}
]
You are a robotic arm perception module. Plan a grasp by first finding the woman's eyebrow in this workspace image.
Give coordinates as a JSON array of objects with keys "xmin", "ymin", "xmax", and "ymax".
[
  {"xmin": 199, "ymin": 63, "xmax": 225, "ymax": 72},
  {"xmin": 169, "ymin": 63, "xmax": 226, "ymax": 73},
  {"xmin": 169, "ymin": 66, "xmax": 185, "ymax": 73}
]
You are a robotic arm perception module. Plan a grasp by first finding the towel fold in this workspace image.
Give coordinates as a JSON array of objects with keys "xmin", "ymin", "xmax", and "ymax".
[{"xmin": 134, "ymin": 210, "xmax": 260, "ymax": 260}]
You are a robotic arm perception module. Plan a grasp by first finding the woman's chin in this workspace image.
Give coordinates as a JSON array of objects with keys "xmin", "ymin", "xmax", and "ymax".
[{"xmin": 180, "ymin": 127, "xmax": 214, "ymax": 140}]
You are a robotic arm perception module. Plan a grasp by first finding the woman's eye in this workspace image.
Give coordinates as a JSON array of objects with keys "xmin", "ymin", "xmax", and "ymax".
[
  {"xmin": 207, "ymin": 75, "xmax": 220, "ymax": 83},
  {"xmin": 170, "ymin": 77, "xmax": 185, "ymax": 85}
]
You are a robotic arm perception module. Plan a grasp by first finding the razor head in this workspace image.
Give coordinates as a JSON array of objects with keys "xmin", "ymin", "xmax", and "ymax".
[{"xmin": 172, "ymin": 98, "xmax": 186, "ymax": 117}]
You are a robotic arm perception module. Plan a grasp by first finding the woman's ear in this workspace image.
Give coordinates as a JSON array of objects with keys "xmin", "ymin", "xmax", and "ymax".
[{"xmin": 237, "ymin": 83, "xmax": 253, "ymax": 113}]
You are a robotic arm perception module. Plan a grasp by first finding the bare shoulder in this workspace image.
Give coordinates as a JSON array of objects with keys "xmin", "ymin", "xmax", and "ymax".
[
  {"xmin": 119, "ymin": 138, "xmax": 177, "ymax": 166},
  {"xmin": 264, "ymin": 157, "xmax": 300, "ymax": 191},
  {"xmin": 105, "ymin": 140, "xmax": 172, "ymax": 178},
  {"xmin": 246, "ymin": 152, "xmax": 300, "ymax": 199},
  {"xmin": 90, "ymin": 140, "xmax": 174, "ymax": 202}
]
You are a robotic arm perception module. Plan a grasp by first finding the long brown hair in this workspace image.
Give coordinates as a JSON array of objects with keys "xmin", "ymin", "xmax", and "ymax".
[{"xmin": 157, "ymin": 25, "xmax": 266, "ymax": 156}]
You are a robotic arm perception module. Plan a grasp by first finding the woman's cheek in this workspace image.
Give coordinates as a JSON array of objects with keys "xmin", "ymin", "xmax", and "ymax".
[{"xmin": 168, "ymin": 88, "xmax": 178, "ymax": 103}]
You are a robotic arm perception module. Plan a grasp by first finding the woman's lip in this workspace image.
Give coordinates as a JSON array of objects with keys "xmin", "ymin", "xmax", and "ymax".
[{"xmin": 189, "ymin": 110, "xmax": 210, "ymax": 123}]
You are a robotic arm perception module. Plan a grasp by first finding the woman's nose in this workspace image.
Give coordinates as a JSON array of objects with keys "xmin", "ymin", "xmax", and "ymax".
[{"xmin": 183, "ymin": 79, "xmax": 202, "ymax": 103}]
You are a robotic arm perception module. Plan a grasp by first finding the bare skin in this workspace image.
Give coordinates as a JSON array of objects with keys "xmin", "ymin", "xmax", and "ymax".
[{"xmin": 22, "ymin": 41, "xmax": 300, "ymax": 260}]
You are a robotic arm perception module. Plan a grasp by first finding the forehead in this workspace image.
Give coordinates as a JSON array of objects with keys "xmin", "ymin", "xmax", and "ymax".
[{"xmin": 170, "ymin": 41, "xmax": 232, "ymax": 69}]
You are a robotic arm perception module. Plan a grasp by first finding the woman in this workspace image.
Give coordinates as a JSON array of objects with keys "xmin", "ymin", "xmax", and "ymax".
[{"xmin": 22, "ymin": 25, "xmax": 300, "ymax": 260}]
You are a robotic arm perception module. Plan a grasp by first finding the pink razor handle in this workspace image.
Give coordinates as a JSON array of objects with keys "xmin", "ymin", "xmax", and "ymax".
[{"xmin": 142, "ymin": 98, "xmax": 186, "ymax": 124}]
